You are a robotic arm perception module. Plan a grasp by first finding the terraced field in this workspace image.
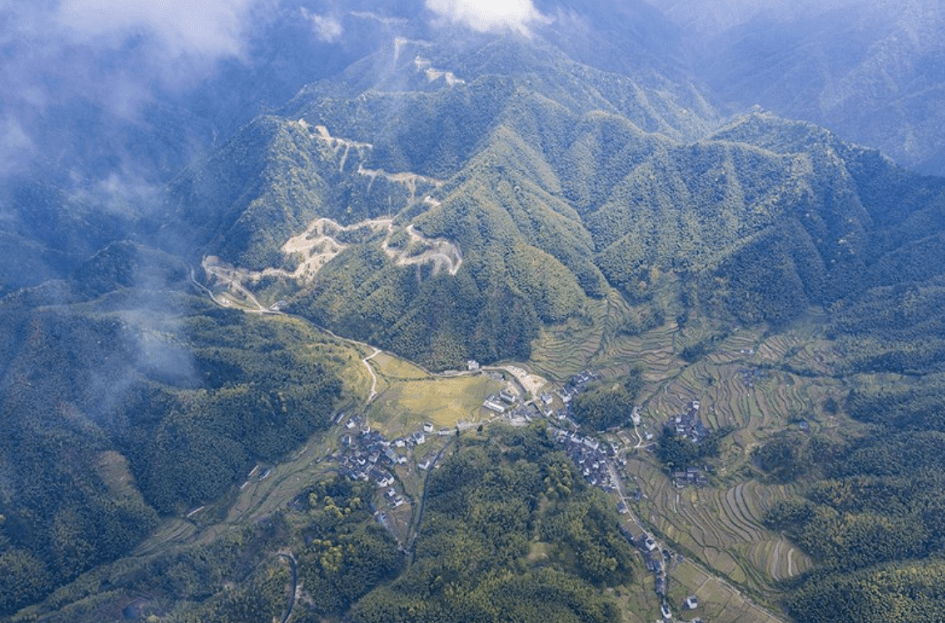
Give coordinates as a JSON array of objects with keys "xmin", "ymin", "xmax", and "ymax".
[
  {"xmin": 597, "ymin": 321, "xmax": 680, "ymax": 383},
  {"xmin": 628, "ymin": 454, "xmax": 812, "ymax": 590},
  {"xmin": 533, "ymin": 318, "xmax": 837, "ymax": 608},
  {"xmin": 530, "ymin": 290, "xmax": 681, "ymax": 382},
  {"xmin": 529, "ymin": 301, "xmax": 615, "ymax": 380},
  {"xmin": 530, "ymin": 302, "xmax": 835, "ymax": 602},
  {"xmin": 639, "ymin": 323, "xmax": 844, "ymax": 447}
]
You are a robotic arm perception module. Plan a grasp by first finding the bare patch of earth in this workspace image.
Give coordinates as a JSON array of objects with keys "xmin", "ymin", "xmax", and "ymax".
[{"xmin": 202, "ymin": 215, "xmax": 462, "ymax": 306}]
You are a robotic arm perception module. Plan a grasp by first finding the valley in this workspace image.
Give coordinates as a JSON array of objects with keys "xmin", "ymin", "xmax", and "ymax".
[
  {"xmin": 6, "ymin": 4, "xmax": 945, "ymax": 622},
  {"xmin": 109, "ymin": 274, "xmax": 835, "ymax": 623}
]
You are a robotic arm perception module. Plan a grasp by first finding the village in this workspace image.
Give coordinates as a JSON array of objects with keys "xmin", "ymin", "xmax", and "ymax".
[{"xmin": 317, "ymin": 365, "xmax": 712, "ymax": 622}]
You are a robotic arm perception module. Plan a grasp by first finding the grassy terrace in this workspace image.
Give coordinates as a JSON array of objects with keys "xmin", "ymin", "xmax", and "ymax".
[
  {"xmin": 530, "ymin": 306, "xmax": 858, "ymax": 619},
  {"xmin": 132, "ymin": 300, "xmax": 841, "ymax": 623},
  {"xmin": 366, "ymin": 369, "xmax": 502, "ymax": 437},
  {"xmin": 627, "ymin": 452, "xmax": 813, "ymax": 589},
  {"xmin": 530, "ymin": 291, "xmax": 680, "ymax": 382}
]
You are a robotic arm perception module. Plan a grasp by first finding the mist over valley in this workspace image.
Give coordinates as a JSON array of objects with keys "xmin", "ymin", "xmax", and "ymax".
[{"xmin": 3, "ymin": 2, "xmax": 945, "ymax": 622}]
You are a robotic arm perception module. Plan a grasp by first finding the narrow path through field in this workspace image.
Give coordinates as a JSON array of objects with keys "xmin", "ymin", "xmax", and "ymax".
[{"xmin": 363, "ymin": 348, "xmax": 381, "ymax": 403}]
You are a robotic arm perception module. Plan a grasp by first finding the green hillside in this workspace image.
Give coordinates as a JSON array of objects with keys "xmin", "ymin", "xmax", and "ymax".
[
  {"xmin": 172, "ymin": 42, "xmax": 945, "ymax": 373},
  {"xmin": 0, "ymin": 270, "xmax": 346, "ymax": 614},
  {"xmin": 9, "ymin": 19, "xmax": 945, "ymax": 623}
]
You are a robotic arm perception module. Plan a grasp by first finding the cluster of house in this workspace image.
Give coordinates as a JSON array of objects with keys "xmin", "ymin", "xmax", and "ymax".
[
  {"xmin": 667, "ymin": 401, "xmax": 707, "ymax": 443},
  {"xmin": 481, "ymin": 385, "xmax": 557, "ymax": 426},
  {"xmin": 672, "ymin": 466, "xmax": 709, "ymax": 489},
  {"xmin": 482, "ymin": 388, "xmax": 519, "ymax": 415},
  {"xmin": 336, "ymin": 416, "xmax": 412, "ymax": 481},
  {"xmin": 552, "ymin": 428, "xmax": 619, "ymax": 491},
  {"xmin": 416, "ymin": 448, "xmax": 440, "ymax": 471},
  {"xmin": 739, "ymin": 366, "xmax": 767, "ymax": 389},
  {"xmin": 481, "ymin": 370, "xmax": 611, "ymax": 431},
  {"xmin": 382, "ymin": 486, "xmax": 406, "ymax": 509},
  {"xmin": 619, "ymin": 527, "xmax": 700, "ymax": 620},
  {"xmin": 336, "ymin": 426, "xmax": 402, "ymax": 487},
  {"xmin": 509, "ymin": 402, "xmax": 543, "ymax": 424},
  {"xmin": 665, "ymin": 401, "xmax": 712, "ymax": 489},
  {"xmin": 555, "ymin": 370, "xmax": 602, "ymax": 405},
  {"xmin": 619, "ymin": 526, "xmax": 670, "ymax": 600},
  {"xmin": 334, "ymin": 415, "xmax": 455, "ymax": 498}
]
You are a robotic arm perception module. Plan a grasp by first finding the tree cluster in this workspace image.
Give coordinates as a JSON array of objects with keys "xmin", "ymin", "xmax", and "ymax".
[
  {"xmin": 570, "ymin": 370, "xmax": 643, "ymax": 431},
  {"xmin": 350, "ymin": 426, "xmax": 629, "ymax": 623}
]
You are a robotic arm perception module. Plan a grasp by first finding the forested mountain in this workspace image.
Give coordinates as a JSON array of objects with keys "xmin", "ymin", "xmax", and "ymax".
[
  {"xmin": 0, "ymin": 268, "xmax": 343, "ymax": 613},
  {"xmin": 5, "ymin": 2, "xmax": 945, "ymax": 622},
  {"xmin": 164, "ymin": 31, "xmax": 945, "ymax": 372},
  {"xmin": 649, "ymin": 0, "xmax": 945, "ymax": 176}
]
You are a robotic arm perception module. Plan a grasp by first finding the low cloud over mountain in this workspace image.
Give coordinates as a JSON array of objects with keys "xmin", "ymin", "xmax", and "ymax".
[{"xmin": 426, "ymin": 0, "xmax": 548, "ymax": 34}]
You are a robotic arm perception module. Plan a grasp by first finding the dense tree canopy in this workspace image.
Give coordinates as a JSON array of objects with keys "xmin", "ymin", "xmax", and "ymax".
[
  {"xmin": 351, "ymin": 426, "xmax": 630, "ymax": 623},
  {"xmin": 571, "ymin": 370, "xmax": 643, "ymax": 430}
]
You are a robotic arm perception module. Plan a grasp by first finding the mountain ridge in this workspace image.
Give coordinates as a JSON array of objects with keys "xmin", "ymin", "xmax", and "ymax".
[
  {"xmin": 162, "ymin": 34, "xmax": 945, "ymax": 372},
  {"xmin": 7, "ymin": 8, "xmax": 945, "ymax": 622}
]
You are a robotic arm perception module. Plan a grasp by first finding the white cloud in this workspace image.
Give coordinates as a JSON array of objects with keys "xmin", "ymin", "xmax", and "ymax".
[
  {"xmin": 56, "ymin": 0, "xmax": 260, "ymax": 61},
  {"xmin": 0, "ymin": 0, "xmax": 267, "ymax": 179},
  {"xmin": 301, "ymin": 8, "xmax": 343, "ymax": 43},
  {"xmin": 425, "ymin": 0, "xmax": 548, "ymax": 35},
  {"xmin": 349, "ymin": 10, "xmax": 408, "ymax": 27},
  {"xmin": 0, "ymin": 116, "xmax": 35, "ymax": 175}
]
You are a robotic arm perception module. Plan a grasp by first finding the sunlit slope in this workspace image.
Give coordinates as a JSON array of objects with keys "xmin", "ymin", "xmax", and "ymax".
[{"xmin": 175, "ymin": 36, "xmax": 945, "ymax": 371}]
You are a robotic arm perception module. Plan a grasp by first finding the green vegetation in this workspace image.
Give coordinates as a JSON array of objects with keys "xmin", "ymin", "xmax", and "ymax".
[
  {"xmin": 9, "ymin": 425, "xmax": 639, "ymax": 623},
  {"xmin": 784, "ymin": 560, "xmax": 945, "ymax": 623},
  {"xmin": 166, "ymin": 36, "xmax": 945, "ymax": 384},
  {"xmin": 130, "ymin": 309, "xmax": 342, "ymax": 513},
  {"xmin": 351, "ymin": 425, "xmax": 630, "ymax": 623},
  {"xmin": 293, "ymin": 478, "xmax": 404, "ymax": 618},
  {"xmin": 188, "ymin": 76, "xmax": 945, "ymax": 378},
  {"xmin": 570, "ymin": 370, "xmax": 643, "ymax": 430},
  {"xmin": 654, "ymin": 425, "xmax": 730, "ymax": 472},
  {"xmin": 13, "ymin": 517, "xmax": 291, "ymax": 623},
  {"xmin": 0, "ymin": 285, "xmax": 344, "ymax": 616},
  {"xmin": 762, "ymin": 395, "xmax": 945, "ymax": 622},
  {"xmin": 10, "ymin": 25, "xmax": 945, "ymax": 623},
  {"xmin": 754, "ymin": 432, "xmax": 812, "ymax": 482},
  {"xmin": 290, "ymin": 246, "xmax": 541, "ymax": 371}
]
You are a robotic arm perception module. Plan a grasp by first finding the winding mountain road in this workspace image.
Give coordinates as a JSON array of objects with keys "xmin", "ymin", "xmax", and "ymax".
[
  {"xmin": 276, "ymin": 552, "xmax": 298, "ymax": 623},
  {"xmin": 363, "ymin": 348, "xmax": 381, "ymax": 403}
]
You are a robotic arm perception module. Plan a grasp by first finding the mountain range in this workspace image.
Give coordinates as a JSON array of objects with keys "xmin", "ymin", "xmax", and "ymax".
[
  {"xmin": 162, "ymin": 30, "xmax": 945, "ymax": 373},
  {"xmin": 4, "ymin": 1, "xmax": 945, "ymax": 621}
]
